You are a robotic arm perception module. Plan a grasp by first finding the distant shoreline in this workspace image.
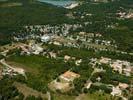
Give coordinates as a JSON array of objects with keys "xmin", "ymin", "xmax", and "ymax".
[
  {"xmin": 65, "ymin": 2, "xmax": 80, "ymax": 9},
  {"xmin": 38, "ymin": 0, "xmax": 78, "ymax": 8}
]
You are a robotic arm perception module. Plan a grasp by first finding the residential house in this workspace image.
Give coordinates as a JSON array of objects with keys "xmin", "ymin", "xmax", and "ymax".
[
  {"xmin": 59, "ymin": 71, "xmax": 80, "ymax": 82},
  {"xmin": 118, "ymin": 83, "xmax": 129, "ymax": 90},
  {"xmin": 99, "ymin": 57, "xmax": 111, "ymax": 64},
  {"xmin": 111, "ymin": 86, "xmax": 122, "ymax": 96}
]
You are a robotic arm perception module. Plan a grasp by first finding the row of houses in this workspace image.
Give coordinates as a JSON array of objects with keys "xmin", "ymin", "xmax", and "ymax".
[
  {"xmin": 24, "ymin": 24, "xmax": 82, "ymax": 36},
  {"xmin": 39, "ymin": 32, "xmax": 116, "ymax": 52}
]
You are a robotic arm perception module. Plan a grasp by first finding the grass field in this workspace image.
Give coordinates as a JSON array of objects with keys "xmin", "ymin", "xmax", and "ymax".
[
  {"xmin": 80, "ymin": 92, "xmax": 111, "ymax": 100},
  {"xmin": 52, "ymin": 91, "xmax": 112, "ymax": 100},
  {"xmin": 13, "ymin": 82, "xmax": 48, "ymax": 99},
  {"xmin": 52, "ymin": 93, "xmax": 76, "ymax": 100},
  {"xmin": 7, "ymin": 61, "xmax": 39, "ymax": 74},
  {"xmin": 6, "ymin": 55, "xmax": 71, "ymax": 93}
]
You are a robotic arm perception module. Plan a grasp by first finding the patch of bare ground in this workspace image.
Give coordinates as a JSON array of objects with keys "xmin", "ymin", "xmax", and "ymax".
[
  {"xmin": 48, "ymin": 80, "xmax": 72, "ymax": 92},
  {"xmin": 13, "ymin": 82, "xmax": 48, "ymax": 100}
]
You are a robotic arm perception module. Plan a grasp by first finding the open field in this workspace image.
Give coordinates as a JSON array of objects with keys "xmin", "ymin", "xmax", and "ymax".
[
  {"xmin": 7, "ymin": 61, "xmax": 39, "ymax": 75},
  {"xmin": 76, "ymin": 92, "xmax": 111, "ymax": 100},
  {"xmin": 6, "ymin": 55, "xmax": 71, "ymax": 93}
]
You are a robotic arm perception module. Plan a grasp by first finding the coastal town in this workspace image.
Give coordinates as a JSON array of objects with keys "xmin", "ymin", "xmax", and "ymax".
[{"xmin": 0, "ymin": 0, "xmax": 133, "ymax": 100}]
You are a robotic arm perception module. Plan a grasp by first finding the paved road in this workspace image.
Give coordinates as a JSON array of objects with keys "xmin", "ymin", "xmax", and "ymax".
[{"xmin": 47, "ymin": 91, "xmax": 51, "ymax": 100}]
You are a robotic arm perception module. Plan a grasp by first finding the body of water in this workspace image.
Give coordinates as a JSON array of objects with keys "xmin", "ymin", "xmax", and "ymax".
[{"xmin": 38, "ymin": 0, "xmax": 76, "ymax": 7}]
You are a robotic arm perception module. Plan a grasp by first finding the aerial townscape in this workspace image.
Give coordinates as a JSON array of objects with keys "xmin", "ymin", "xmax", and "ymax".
[{"xmin": 0, "ymin": 0, "xmax": 133, "ymax": 100}]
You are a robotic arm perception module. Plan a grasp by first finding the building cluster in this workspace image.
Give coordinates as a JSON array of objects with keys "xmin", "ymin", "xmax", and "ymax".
[
  {"xmin": 14, "ymin": 24, "xmax": 82, "ymax": 41},
  {"xmin": 2, "ymin": 67, "xmax": 19, "ymax": 76},
  {"xmin": 98, "ymin": 57, "xmax": 133, "ymax": 76},
  {"xmin": 0, "ymin": 66, "xmax": 25, "ymax": 77},
  {"xmin": 20, "ymin": 43, "xmax": 43, "ymax": 55},
  {"xmin": 90, "ymin": 57, "xmax": 133, "ymax": 77},
  {"xmin": 39, "ymin": 32, "xmax": 116, "ymax": 51},
  {"xmin": 14, "ymin": 30, "xmax": 117, "ymax": 55},
  {"xmin": 0, "ymin": 59, "xmax": 25, "ymax": 78},
  {"xmin": 117, "ymin": 10, "xmax": 133, "ymax": 19},
  {"xmin": 87, "ymin": 57, "xmax": 133, "ymax": 99},
  {"xmin": 24, "ymin": 24, "xmax": 76, "ymax": 35},
  {"xmin": 11, "ymin": 21, "xmax": 118, "ymax": 54},
  {"xmin": 111, "ymin": 83, "xmax": 129, "ymax": 97}
]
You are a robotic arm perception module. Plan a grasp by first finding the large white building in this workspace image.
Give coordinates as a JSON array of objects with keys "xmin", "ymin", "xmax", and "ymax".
[{"xmin": 41, "ymin": 35, "xmax": 51, "ymax": 43}]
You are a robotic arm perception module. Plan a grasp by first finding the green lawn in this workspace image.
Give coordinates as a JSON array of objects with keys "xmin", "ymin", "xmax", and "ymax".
[
  {"xmin": 52, "ymin": 91, "xmax": 112, "ymax": 100},
  {"xmin": 82, "ymin": 92, "xmax": 111, "ymax": 100}
]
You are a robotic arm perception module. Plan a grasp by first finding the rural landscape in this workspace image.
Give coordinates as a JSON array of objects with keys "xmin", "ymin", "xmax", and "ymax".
[{"xmin": 0, "ymin": 0, "xmax": 133, "ymax": 100}]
